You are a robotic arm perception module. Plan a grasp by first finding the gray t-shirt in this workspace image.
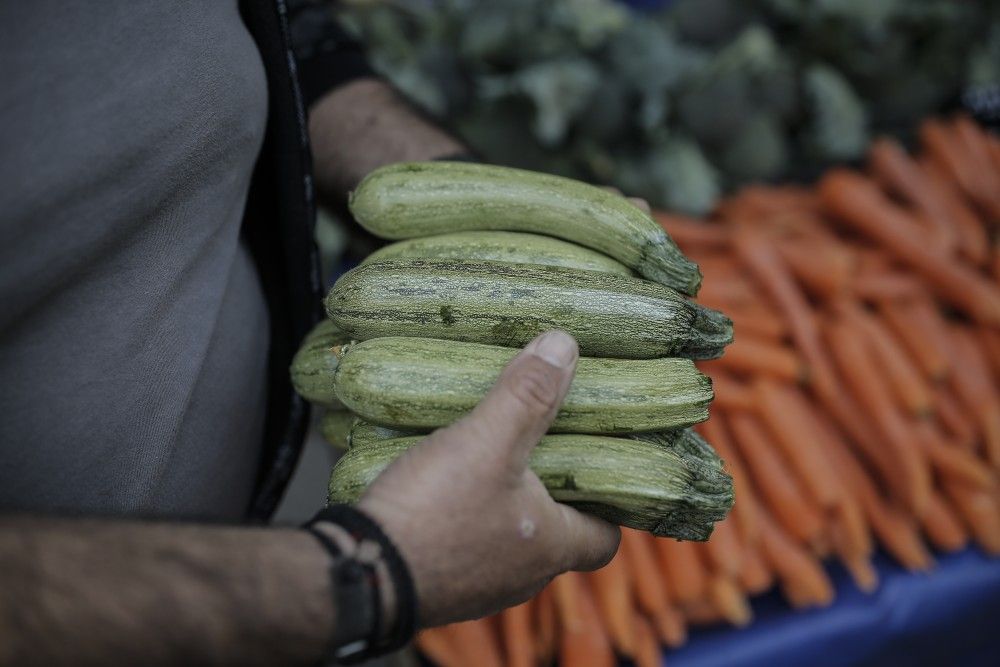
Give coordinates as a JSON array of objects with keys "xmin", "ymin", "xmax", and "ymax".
[{"xmin": 0, "ymin": 1, "xmax": 272, "ymax": 519}]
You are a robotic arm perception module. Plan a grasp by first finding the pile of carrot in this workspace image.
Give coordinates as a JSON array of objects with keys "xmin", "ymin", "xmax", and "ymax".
[{"xmin": 415, "ymin": 114, "xmax": 1000, "ymax": 667}]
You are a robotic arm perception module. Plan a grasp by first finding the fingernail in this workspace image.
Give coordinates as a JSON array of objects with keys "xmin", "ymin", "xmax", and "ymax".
[{"xmin": 530, "ymin": 330, "xmax": 577, "ymax": 368}]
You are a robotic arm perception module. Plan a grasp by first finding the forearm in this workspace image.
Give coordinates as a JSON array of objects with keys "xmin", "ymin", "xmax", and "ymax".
[
  {"xmin": 308, "ymin": 78, "xmax": 466, "ymax": 200},
  {"xmin": 0, "ymin": 517, "xmax": 332, "ymax": 667}
]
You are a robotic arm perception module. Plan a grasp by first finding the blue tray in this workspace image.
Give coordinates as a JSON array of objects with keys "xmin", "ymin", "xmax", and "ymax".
[{"xmin": 658, "ymin": 548, "xmax": 1000, "ymax": 667}]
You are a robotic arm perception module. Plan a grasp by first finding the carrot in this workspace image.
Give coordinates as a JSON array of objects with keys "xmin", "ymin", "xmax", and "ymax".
[
  {"xmin": 587, "ymin": 550, "xmax": 636, "ymax": 656},
  {"xmin": 728, "ymin": 307, "xmax": 790, "ymax": 341},
  {"xmin": 920, "ymin": 119, "xmax": 995, "ymax": 216},
  {"xmin": 727, "ymin": 411, "xmax": 826, "ymax": 545},
  {"xmin": 879, "ymin": 299, "xmax": 951, "ymax": 381},
  {"xmin": 846, "ymin": 303, "xmax": 934, "ymax": 416},
  {"xmin": 934, "ymin": 388, "xmax": 978, "ymax": 450},
  {"xmin": 416, "ymin": 629, "xmax": 464, "ymax": 667},
  {"xmin": 621, "ymin": 529, "xmax": 670, "ymax": 618},
  {"xmin": 949, "ymin": 326, "xmax": 1000, "ymax": 468},
  {"xmin": 738, "ymin": 544, "xmax": 774, "ymax": 595},
  {"xmin": 753, "ymin": 378, "xmax": 846, "ymax": 508},
  {"xmin": 776, "ymin": 236, "xmax": 855, "ymax": 300},
  {"xmin": 654, "ymin": 537, "xmax": 708, "ymax": 606},
  {"xmin": 853, "ymin": 270, "xmax": 925, "ymax": 302},
  {"xmin": 705, "ymin": 371, "xmax": 756, "ymax": 411},
  {"xmin": 682, "ymin": 598, "xmax": 726, "ymax": 625},
  {"xmin": 831, "ymin": 496, "xmax": 873, "ymax": 561},
  {"xmin": 447, "ymin": 619, "xmax": 503, "ymax": 667},
  {"xmin": 941, "ymin": 482, "xmax": 1000, "ymax": 556},
  {"xmin": 702, "ymin": 515, "xmax": 744, "ymax": 578},
  {"xmin": 733, "ymin": 228, "xmax": 841, "ymax": 395},
  {"xmin": 949, "ymin": 115, "xmax": 1000, "ymax": 221},
  {"xmin": 818, "ymin": 169, "xmax": 1000, "ymax": 326},
  {"xmin": 553, "ymin": 573, "xmax": 615, "ymax": 667},
  {"xmin": 654, "ymin": 605, "xmax": 688, "ymax": 648},
  {"xmin": 824, "ymin": 315, "xmax": 931, "ymax": 515},
  {"xmin": 655, "ymin": 211, "xmax": 730, "ymax": 250},
  {"xmin": 914, "ymin": 420, "xmax": 994, "ymax": 489},
  {"xmin": 697, "ymin": 416, "xmax": 761, "ymax": 543},
  {"xmin": 918, "ymin": 156, "xmax": 991, "ymax": 266},
  {"xmin": 757, "ymin": 510, "xmax": 835, "ymax": 609},
  {"xmin": 868, "ymin": 136, "xmax": 958, "ymax": 254},
  {"xmin": 534, "ymin": 585, "xmax": 557, "ymax": 664},
  {"xmin": 977, "ymin": 327, "xmax": 1000, "ymax": 383},
  {"xmin": 701, "ymin": 336, "xmax": 807, "ymax": 383},
  {"xmin": 632, "ymin": 614, "xmax": 663, "ymax": 667},
  {"xmin": 500, "ymin": 602, "xmax": 534, "ymax": 667},
  {"xmin": 707, "ymin": 575, "xmax": 753, "ymax": 627},
  {"xmin": 821, "ymin": 419, "xmax": 934, "ymax": 572},
  {"xmin": 920, "ymin": 489, "xmax": 969, "ymax": 553}
]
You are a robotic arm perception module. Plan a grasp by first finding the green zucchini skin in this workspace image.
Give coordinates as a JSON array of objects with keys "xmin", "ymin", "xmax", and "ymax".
[
  {"xmin": 348, "ymin": 421, "xmax": 422, "ymax": 449},
  {"xmin": 290, "ymin": 319, "xmax": 352, "ymax": 408},
  {"xmin": 319, "ymin": 411, "xmax": 357, "ymax": 451},
  {"xmin": 326, "ymin": 259, "xmax": 732, "ymax": 360},
  {"xmin": 328, "ymin": 434, "xmax": 734, "ymax": 541},
  {"xmin": 332, "ymin": 337, "xmax": 714, "ymax": 433},
  {"xmin": 348, "ymin": 162, "xmax": 701, "ymax": 295},
  {"xmin": 363, "ymin": 230, "xmax": 634, "ymax": 277},
  {"xmin": 632, "ymin": 429, "xmax": 724, "ymax": 471}
]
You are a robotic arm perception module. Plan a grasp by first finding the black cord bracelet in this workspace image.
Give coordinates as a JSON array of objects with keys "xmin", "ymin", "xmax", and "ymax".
[{"xmin": 306, "ymin": 505, "xmax": 418, "ymax": 664}]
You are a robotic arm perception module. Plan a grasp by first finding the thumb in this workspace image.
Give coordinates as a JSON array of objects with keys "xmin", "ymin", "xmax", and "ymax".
[
  {"xmin": 555, "ymin": 504, "xmax": 621, "ymax": 572},
  {"xmin": 453, "ymin": 330, "xmax": 578, "ymax": 469}
]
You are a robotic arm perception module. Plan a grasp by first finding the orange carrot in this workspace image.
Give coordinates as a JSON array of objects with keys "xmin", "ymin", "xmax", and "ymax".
[
  {"xmin": 654, "ymin": 605, "xmax": 688, "ymax": 649},
  {"xmin": 753, "ymin": 378, "xmax": 845, "ymax": 508},
  {"xmin": 854, "ymin": 270, "xmax": 924, "ymax": 302},
  {"xmin": 934, "ymin": 388, "xmax": 978, "ymax": 450},
  {"xmin": 847, "ymin": 304, "xmax": 934, "ymax": 417},
  {"xmin": 655, "ymin": 211, "xmax": 730, "ymax": 250},
  {"xmin": 447, "ymin": 619, "xmax": 503, "ymax": 667},
  {"xmin": 697, "ymin": 416, "xmax": 761, "ymax": 544},
  {"xmin": 757, "ymin": 510, "xmax": 835, "ymax": 609},
  {"xmin": 707, "ymin": 575, "xmax": 753, "ymax": 627},
  {"xmin": 776, "ymin": 236, "xmax": 855, "ymax": 300},
  {"xmin": 534, "ymin": 586, "xmax": 557, "ymax": 664},
  {"xmin": 920, "ymin": 118, "xmax": 996, "ymax": 217},
  {"xmin": 701, "ymin": 336, "xmax": 807, "ymax": 383},
  {"xmin": 727, "ymin": 411, "xmax": 826, "ymax": 545},
  {"xmin": 821, "ymin": 420, "xmax": 934, "ymax": 572},
  {"xmin": 914, "ymin": 420, "xmax": 993, "ymax": 489},
  {"xmin": 818, "ymin": 169, "xmax": 1000, "ymax": 326},
  {"xmin": 977, "ymin": 327, "xmax": 1000, "ymax": 383},
  {"xmin": 949, "ymin": 115, "xmax": 1000, "ymax": 220},
  {"xmin": 500, "ymin": 602, "xmax": 534, "ymax": 667},
  {"xmin": 831, "ymin": 496, "xmax": 873, "ymax": 561},
  {"xmin": 920, "ymin": 489, "xmax": 969, "ymax": 553},
  {"xmin": 632, "ymin": 614, "xmax": 663, "ymax": 667},
  {"xmin": 879, "ymin": 299, "xmax": 951, "ymax": 381},
  {"xmin": 416, "ymin": 629, "xmax": 464, "ymax": 667},
  {"xmin": 728, "ymin": 307, "xmax": 790, "ymax": 341},
  {"xmin": 706, "ymin": 372, "xmax": 756, "ymax": 411},
  {"xmin": 655, "ymin": 538, "xmax": 708, "ymax": 606},
  {"xmin": 703, "ymin": 515, "xmax": 744, "ymax": 578},
  {"xmin": 622, "ymin": 530, "xmax": 670, "ymax": 617},
  {"xmin": 682, "ymin": 598, "xmax": 726, "ymax": 625},
  {"xmin": 587, "ymin": 550, "xmax": 636, "ymax": 656},
  {"xmin": 941, "ymin": 482, "xmax": 1000, "ymax": 556},
  {"xmin": 949, "ymin": 327, "xmax": 1000, "ymax": 468},
  {"xmin": 824, "ymin": 315, "xmax": 931, "ymax": 515},
  {"xmin": 553, "ymin": 573, "xmax": 615, "ymax": 667},
  {"xmin": 733, "ymin": 228, "xmax": 840, "ymax": 395},
  {"xmin": 918, "ymin": 156, "xmax": 991, "ymax": 266},
  {"xmin": 868, "ymin": 136, "xmax": 958, "ymax": 254},
  {"xmin": 738, "ymin": 544, "xmax": 775, "ymax": 595}
]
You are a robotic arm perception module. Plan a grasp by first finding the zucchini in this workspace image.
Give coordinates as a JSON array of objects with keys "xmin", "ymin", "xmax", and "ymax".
[
  {"xmin": 349, "ymin": 162, "xmax": 701, "ymax": 295},
  {"xmin": 327, "ymin": 259, "xmax": 732, "ymax": 360},
  {"xmin": 319, "ymin": 411, "xmax": 357, "ymax": 451},
  {"xmin": 329, "ymin": 434, "xmax": 734, "ymax": 541},
  {"xmin": 632, "ymin": 429, "xmax": 724, "ymax": 471},
  {"xmin": 330, "ymin": 337, "xmax": 713, "ymax": 433},
  {"xmin": 364, "ymin": 230, "xmax": 633, "ymax": 277},
  {"xmin": 348, "ymin": 420, "xmax": 422, "ymax": 449},
  {"xmin": 290, "ymin": 319, "xmax": 352, "ymax": 408}
]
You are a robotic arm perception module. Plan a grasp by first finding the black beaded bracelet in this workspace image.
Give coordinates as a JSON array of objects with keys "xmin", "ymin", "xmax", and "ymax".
[{"xmin": 305, "ymin": 505, "xmax": 418, "ymax": 664}]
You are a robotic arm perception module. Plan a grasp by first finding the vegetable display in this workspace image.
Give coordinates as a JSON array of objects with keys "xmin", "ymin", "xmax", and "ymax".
[
  {"xmin": 413, "ymin": 114, "xmax": 1000, "ymax": 666},
  {"xmin": 290, "ymin": 161, "xmax": 735, "ymax": 542}
]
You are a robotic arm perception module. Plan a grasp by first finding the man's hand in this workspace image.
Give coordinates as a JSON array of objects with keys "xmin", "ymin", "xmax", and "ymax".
[{"xmin": 359, "ymin": 330, "xmax": 620, "ymax": 626}]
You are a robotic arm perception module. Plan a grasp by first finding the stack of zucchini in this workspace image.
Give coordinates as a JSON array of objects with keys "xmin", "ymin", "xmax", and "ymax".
[{"xmin": 291, "ymin": 162, "xmax": 735, "ymax": 540}]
